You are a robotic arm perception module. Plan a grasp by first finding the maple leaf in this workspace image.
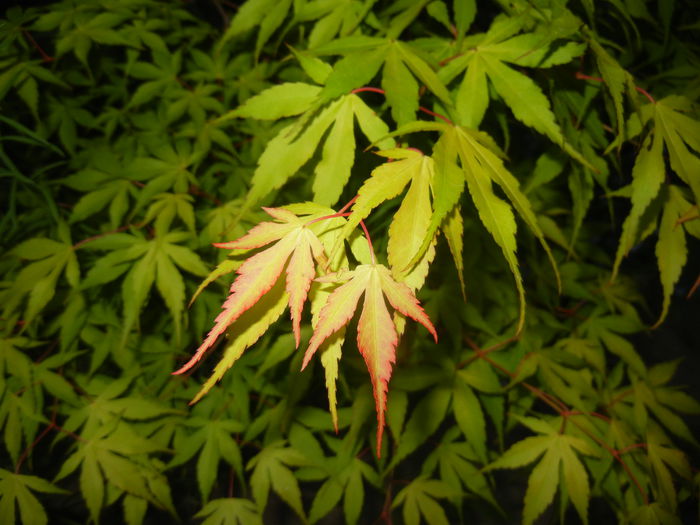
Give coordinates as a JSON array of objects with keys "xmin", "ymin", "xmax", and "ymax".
[
  {"xmin": 438, "ymin": 15, "xmax": 590, "ymax": 168},
  {"xmin": 372, "ymin": 121, "xmax": 562, "ymax": 333},
  {"xmin": 301, "ymin": 263, "xmax": 437, "ymax": 454},
  {"xmin": 231, "ymin": 93, "xmax": 395, "ymax": 226},
  {"xmin": 612, "ymin": 95, "xmax": 700, "ymax": 325},
  {"xmin": 173, "ymin": 207, "xmax": 326, "ymax": 375},
  {"xmin": 484, "ymin": 421, "xmax": 599, "ymax": 525}
]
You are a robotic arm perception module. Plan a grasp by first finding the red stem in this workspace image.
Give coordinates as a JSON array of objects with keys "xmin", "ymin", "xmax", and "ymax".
[
  {"xmin": 374, "ymin": 480, "xmax": 394, "ymax": 525},
  {"xmin": 352, "ymin": 87, "xmax": 386, "ymax": 95},
  {"xmin": 336, "ymin": 195, "xmax": 358, "ymax": 215},
  {"xmin": 306, "ymin": 196, "xmax": 358, "ymax": 226},
  {"xmin": 359, "ymin": 220, "xmax": 376, "ymax": 265},
  {"xmin": 305, "ymin": 196, "xmax": 376, "ymax": 263},
  {"xmin": 635, "ymin": 86, "xmax": 656, "ymax": 105},
  {"xmin": 16, "ymin": 422, "xmax": 55, "ymax": 473},
  {"xmin": 575, "ymin": 71, "xmax": 656, "ymax": 104},
  {"xmin": 607, "ymin": 388, "xmax": 634, "ymax": 408},
  {"xmin": 305, "ymin": 212, "xmax": 351, "ymax": 226},
  {"xmin": 22, "ymin": 30, "xmax": 53, "ymax": 62},
  {"xmin": 189, "ymin": 184, "xmax": 223, "ymax": 206},
  {"xmin": 15, "ymin": 407, "xmax": 86, "ymax": 473},
  {"xmin": 439, "ymin": 52, "xmax": 465, "ymax": 66},
  {"xmin": 352, "ymin": 87, "xmax": 454, "ymax": 125},
  {"xmin": 73, "ymin": 223, "xmax": 136, "ymax": 250},
  {"xmin": 227, "ymin": 467, "xmax": 235, "ymax": 498},
  {"xmin": 619, "ymin": 443, "xmax": 648, "ymax": 454},
  {"xmin": 566, "ymin": 410, "xmax": 611, "ymax": 423},
  {"xmin": 418, "ymin": 106, "xmax": 453, "ymax": 125},
  {"xmin": 687, "ymin": 272, "xmax": 700, "ymax": 299}
]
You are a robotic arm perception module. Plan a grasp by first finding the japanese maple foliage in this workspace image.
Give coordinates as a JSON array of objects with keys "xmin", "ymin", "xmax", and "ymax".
[
  {"xmin": 6, "ymin": 1, "xmax": 700, "ymax": 524},
  {"xmin": 174, "ymin": 204, "xmax": 438, "ymax": 452}
]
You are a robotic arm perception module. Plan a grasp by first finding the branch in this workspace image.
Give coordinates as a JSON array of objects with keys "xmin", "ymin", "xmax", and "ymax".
[{"xmin": 463, "ymin": 336, "xmax": 649, "ymax": 504}]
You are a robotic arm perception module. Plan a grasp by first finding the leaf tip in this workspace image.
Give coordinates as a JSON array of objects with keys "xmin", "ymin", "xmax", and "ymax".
[
  {"xmin": 212, "ymin": 241, "xmax": 237, "ymax": 249},
  {"xmin": 172, "ymin": 361, "xmax": 193, "ymax": 375},
  {"xmin": 300, "ymin": 347, "xmax": 315, "ymax": 371},
  {"xmin": 375, "ymin": 424, "xmax": 385, "ymax": 458}
]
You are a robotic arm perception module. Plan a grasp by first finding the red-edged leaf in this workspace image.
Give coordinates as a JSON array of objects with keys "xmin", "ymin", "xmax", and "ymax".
[
  {"xmin": 214, "ymin": 207, "xmax": 299, "ymax": 250},
  {"xmin": 376, "ymin": 265, "xmax": 437, "ymax": 342},
  {"xmin": 287, "ymin": 229, "xmax": 325, "ymax": 347},
  {"xmin": 302, "ymin": 264, "xmax": 437, "ymax": 454},
  {"xmin": 260, "ymin": 206, "xmax": 300, "ymax": 222},
  {"xmin": 175, "ymin": 208, "xmax": 326, "ymax": 375},
  {"xmin": 174, "ymin": 233, "xmax": 297, "ymax": 374},
  {"xmin": 357, "ymin": 268, "xmax": 397, "ymax": 453},
  {"xmin": 302, "ymin": 268, "xmax": 368, "ymax": 369}
]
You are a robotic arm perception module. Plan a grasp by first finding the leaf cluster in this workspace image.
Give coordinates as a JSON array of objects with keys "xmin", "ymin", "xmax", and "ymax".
[{"xmin": 0, "ymin": 0, "xmax": 699, "ymax": 524}]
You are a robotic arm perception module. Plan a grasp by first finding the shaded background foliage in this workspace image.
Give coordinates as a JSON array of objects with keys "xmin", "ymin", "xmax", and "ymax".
[{"xmin": 1, "ymin": 0, "xmax": 700, "ymax": 524}]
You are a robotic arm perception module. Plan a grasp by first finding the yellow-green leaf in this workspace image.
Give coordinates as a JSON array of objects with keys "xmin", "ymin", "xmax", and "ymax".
[
  {"xmin": 480, "ymin": 53, "xmax": 590, "ymax": 168},
  {"xmin": 655, "ymin": 98, "xmax": 700, "ymax": 204},
  {"xmin": 442, "ymin": 206, "xmax": 465, "ymax": 298},
  {"xmin": 382, "ymin": 46, "xmax": 420, "ymax": 126},
  {"xmin": 387, "ymin": 151, "xmax": 433, "ymax": 278},
  {"xmin": 460, "ymin": 127, "xmax": 560, "ymax": 292},
  {"xmin": 523, "ymin": 444, "xmax": 561, "ymax": 525},
  {"xmin": 612, "ymin": 131, "xmax": 665, "ymax": 279},
  {"xmin": 485, "ymin": 435, "xmax": 551, "ymax": 471},
  {"xmin": 313, "ymin": 96, "xmax": 356, "ymax": 206},
  {"xmin": 459, "ymin": 136, "xmax": 525, "ymax": 333},
  {"xmin": 561, "ymin": 437, "xmax": 590, "ymax": 525},
  {"xmin": 223, "ymin": 83, "xmax": 322, "ymax": 121},
  {"xmin": 333, "ymin": 149, "xmax": 422, "ymax": 256},
  {"xmin": 190, "ymin": 278, "xmax": 289, "ymax": 404},
  {"xmin": 240, "ymin": 99, "xmax": 343, "ymax": 219},
  {"xmin": 456, "ymin": 54, "xmax": 488, "ymax": 128},
  {"xmin": 654, "ymin": 186, "xmax": 688, "ymax": 328}
]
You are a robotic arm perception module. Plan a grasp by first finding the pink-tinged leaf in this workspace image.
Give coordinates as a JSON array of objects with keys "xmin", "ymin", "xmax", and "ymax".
[
  {"xmin": 214, "ymin": 221, "xmax": 297, "ymax": 250},
  {"xmin": 286, "ymin": 230, "xmax": 316, "ymax": 347},
  {"xmin": 180, "ymin": 204, "xmax": 330, "ymax": 377},
  {"xmin": 302, "ymin": 269, "xmax": 367, "ymax": 369},
  {"xmin": 173, "ymin": 233, "xmax": 297, "ymax": 375},
  {"xmin": 189, "ymin": 278, "xmax": 290, "ymax": 404},
  {"xmin": 303, "ymin": 264, "xmax": 437, "ymax": 455},
  {"xmin": 261, "ymin": 206, "xmax": 300, "ymax": 222},
  {"xmin": 189, "ymin": 258, "xmax": 239, "ymax": 308},
  {"xmin": 214, "ymin": 206, "xmax": 302, "ymax": 250},
  {"xmin": 357, "ymin": 268, "xmax": 397, "ymax": 455},
  {"xmin": 376, "ymin": 265, "xmax": 437, "ymax": 342}
]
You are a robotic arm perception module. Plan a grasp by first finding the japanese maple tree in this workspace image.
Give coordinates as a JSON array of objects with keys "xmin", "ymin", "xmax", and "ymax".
[{"xmin": 1, "ymin": 1, "xmax": 700, "ymax": 524}]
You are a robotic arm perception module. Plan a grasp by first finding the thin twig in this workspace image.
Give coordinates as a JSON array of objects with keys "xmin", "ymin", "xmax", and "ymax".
[
  {"xmin": 352, "ymin": 87, "xmax": 454, "ymax": 125},
  {"xmin": 575, "ymin": 71, "xmax": 656, "ymax": 104},
  {"xmin": 73, "ymin": 223, "xmax": 137, "ymax": 250},
  {"xmin": 22, "ymin": 30, "xmax": 53, "ymax": 62}
]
